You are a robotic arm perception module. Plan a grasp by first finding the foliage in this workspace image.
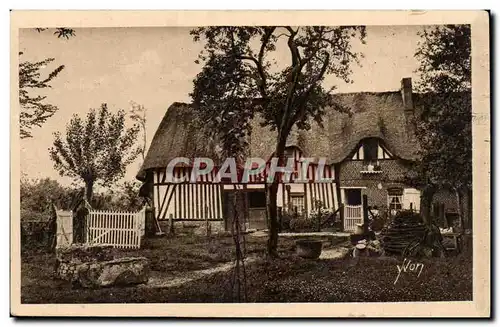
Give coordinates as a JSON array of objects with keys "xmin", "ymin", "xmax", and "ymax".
[
  {"xmin": 20, "ymin": 177, "xmax": 145, "ymax": 218},
  {"xmin": 20, "ymin": 177, "xmax": 82, "ymax": 218},
  {"xmin": 19, "ymin": 28, "xmax": 74, "ymax": 138},
  {"xmin": 368, "ymin": 205, "xmax": 388, "ymax": 232},
  {"xmin": 35, "ymin": 28, "xmax": 76, "ymax": 39},
  {"xmin": 190, "ymin": 26, "xmax": 365, "ymax": 157},
  {"xmin": 190, "ymin": 26, "xmax": 366, "ymax": 255},
  {"xmin": 289, "ymin": 217, "xmax": 315, "ymax": 232},
  {"xmin": 19, "ymin": 53, "xmax": 65, "ymax": 138},
  {"xmin": 415, "ymin": 25, "xmax": 470, "ymax": 93},
  {"xmin": 129, "ymin": 101, "xmax": 147, "ymax": 161},
  {"xmin": 49, "ymin": 103, "xmax": 141, "ymax": 201},
  {"xmin": 96, "ymin": 181, "xmax": 145, "ymax": 212},
  {"xmin": 286, "ymin": 200, "xmax": 334, "ymax": 232},
  {"xmin": 411, "ymin": 25, "xmax": 472, "ymax": 221}
]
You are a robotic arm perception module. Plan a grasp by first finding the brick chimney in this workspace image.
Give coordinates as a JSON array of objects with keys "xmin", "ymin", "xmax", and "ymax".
[{"xmin": 401, "ymin": 77, "xmax": 414, "ymax": 111}]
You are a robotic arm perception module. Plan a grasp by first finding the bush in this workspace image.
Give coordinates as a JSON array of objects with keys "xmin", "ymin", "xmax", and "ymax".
[
  {"xmin": 21, "ymin": 219, "xmax": 55, "ymax": 253},
  {"xmin": 280, "ymin": 210, "xmax": 294, "ymax": 231},
  {"xmin": 289, "ymin": 217, "xmax": 315, "ymax": 232},
  {"xmin": 308, "ymin": 201, "xmax": 335, "ymax": 231},
  {"xmin": 283, "ymin": 200, "xmax": 336, "ymax": 232}
]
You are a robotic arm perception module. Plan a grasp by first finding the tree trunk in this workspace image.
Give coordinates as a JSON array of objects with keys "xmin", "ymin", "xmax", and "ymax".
[
  {"xmin": 84, "ymin": 179, "xmax": 94, "ymax": 203},
  {"xmin": 420, "ymin": 186, "xmax": 435, "ymax": 225},
  {"xmin": 266, "ymin": 139, "xmax": 287, "ymax": 258},
  {"xmin": 267, "ymin": 180, "xmax": 280, "ymax": 258}
]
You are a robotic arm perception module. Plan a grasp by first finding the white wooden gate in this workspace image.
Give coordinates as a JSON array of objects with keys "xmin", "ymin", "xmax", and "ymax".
[
  {"xmin": 86, "ymin": 207, "xmax": 146, "ymax": 249},
  {"xmin": 344, "ymin": 205, "xmax": 363, "ymax": 232},
  {"xmin": 56, "ymin": 210, "xmax": 73, "ymax": 248}
]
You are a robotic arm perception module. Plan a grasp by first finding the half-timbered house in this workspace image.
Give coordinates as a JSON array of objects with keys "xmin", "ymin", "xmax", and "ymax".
[{"xmin": 137, "ymin": 77, "xmax": 465, "ymax": 232}]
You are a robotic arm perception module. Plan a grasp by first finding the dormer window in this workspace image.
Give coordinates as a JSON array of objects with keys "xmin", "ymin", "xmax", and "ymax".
[
  {"xmin": 352, "ymin": 138, "xmax": 393, "ymax": 174},
  {"xmin": 363, "ymin": 138, "xmax": 379, "ymax": 164}
]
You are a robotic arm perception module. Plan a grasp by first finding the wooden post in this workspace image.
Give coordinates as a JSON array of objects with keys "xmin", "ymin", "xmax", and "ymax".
[
  {"xmin": 278, "ymin": 207, "xmax": 283, "ymax": 232},
  {"xmin": 144, "ymin": 206, "xmax": 156, "ymax": 237},
  {"xmin": 317, "ymin": 206, "xmax": 321, "ymax": 232},
  {"xmin": 169, "ymin": 213, "xmax": 174, "ymax": 235},
  {"xmin": 303, "ymin": 183, "xmax": 309, "ymax": 219},
  {"xmin": 362, "ymin": 194, "xmax": 369, "ymax": 234},
  {"xmin": 340, "ymin": 204, "xmax": 345, "ymax": 232}
]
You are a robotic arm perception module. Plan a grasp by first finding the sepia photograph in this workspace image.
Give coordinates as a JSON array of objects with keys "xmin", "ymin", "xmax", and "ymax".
[{"xmin": 10, "ymin": 10, "xmax": 490, "ymax": 317}]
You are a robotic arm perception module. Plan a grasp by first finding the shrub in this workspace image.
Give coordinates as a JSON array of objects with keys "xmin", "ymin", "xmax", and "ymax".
[
  {"xmin": 280, "ymin": 210, "xmax": 295, "ymax": 231},
  {"xmin": 284, "ymin": 200, "xmax": 336, "ymax": 232},
  {"xmin": 309, "ymin": 201, "xmax": 335, "ymax": 231},
  {"xmin": 289, "ymin": 217, "xmax": 315, "ymax": 232}
]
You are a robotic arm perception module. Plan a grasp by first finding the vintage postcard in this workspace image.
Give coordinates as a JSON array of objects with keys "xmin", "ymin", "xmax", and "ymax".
[{"xmin": 10, "ymin": 10, "xmax": 490, "ymax": 317}]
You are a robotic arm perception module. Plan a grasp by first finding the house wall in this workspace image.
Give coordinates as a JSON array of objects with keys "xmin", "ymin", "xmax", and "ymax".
[
  {"xmin": 339, "ymin": 157, "xmax": 461, "ymax": 223},
  {"xmin": 339, "ymin": 159, "xmax": 408, "ymax": 185},
  {"xmin": 283, "ymin": 181, "xmax": 338, "ymax": 216},
  {"xmin": 151, "ymin": 168, "xmax": 224, "ymax": 221},
  {"xmin": 339, "ymin": 159, "xmax": 417, "ymax": 212},
  {"xmin": 150, "ymin": 173, "xmax": 338, "ymax": 224},
  {"xmin": 149, "ymin": 146, "xmax": 340, "ymax": 225}
]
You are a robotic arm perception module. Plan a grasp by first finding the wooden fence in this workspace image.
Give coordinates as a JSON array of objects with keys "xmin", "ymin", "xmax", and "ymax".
[
  {"xmin": 344, "ymin": 205, "xmax": 363, "ymax": 232},
  {"xmin": 86, "ymin": 207, "xmax": 146, "ymax": 249}
]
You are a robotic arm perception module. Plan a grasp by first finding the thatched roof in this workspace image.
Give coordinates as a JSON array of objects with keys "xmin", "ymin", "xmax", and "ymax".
[{"xmin": 137, "ymin": 91, "xmax": 421, "ymax": 180}]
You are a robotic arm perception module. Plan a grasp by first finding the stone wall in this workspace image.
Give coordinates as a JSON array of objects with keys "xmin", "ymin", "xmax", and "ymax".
[{"xmin": 55, "ymin": 244, "xmax": 150, "ymax": 288}]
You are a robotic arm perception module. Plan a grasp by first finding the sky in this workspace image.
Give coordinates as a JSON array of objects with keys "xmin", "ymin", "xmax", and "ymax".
[{"xmin": 19, "ymin": 25, "xmax": 425, "ymax": 187}]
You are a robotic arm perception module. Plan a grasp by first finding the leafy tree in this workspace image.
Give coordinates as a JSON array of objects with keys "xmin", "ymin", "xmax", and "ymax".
[
  {"xmin": 129, "ymin": 101, "xmax": 147, "ymax": 161},
  {"xmin": 19, "ymin": 54, "xmax": 65, "ymax": 138},
  {"xmin": 413, "ymin": 25, "xmax": 471, "ymax": 228},
  {"xmin": 19, "ymin": 28, "xmax": 75, "ymax": 138},
  {"xmin": 190, "ymin": 26, "xmax": 366, "ymax": 257},
  {"xmin": 49, "ymin": 103, "xmax": 141, "ymax": 202},
  {"xmin": 20, "ymin": 177, "xmax": 82, "ymax": 220},
  {"xmin": 92, "ymin": 181, "xmax": 144, "ymax": 212}
]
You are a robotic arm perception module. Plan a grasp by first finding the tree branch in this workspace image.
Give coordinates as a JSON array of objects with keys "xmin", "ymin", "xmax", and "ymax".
[
  {"xmin": 279, "ymin": 27, "xmax": 303, "ymax": 139},
  {"xmin": 255, "ymin": 27, "xmax": 275, "ymax": 100},
  {"xmin": 289, "ymin": 53, "xmax": 330, "ymax": 129}
]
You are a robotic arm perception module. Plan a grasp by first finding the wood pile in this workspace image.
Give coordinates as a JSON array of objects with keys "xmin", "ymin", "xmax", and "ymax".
[{"xmin": 380, "ymin": 212, "xmax": 426, "ymax": 255}]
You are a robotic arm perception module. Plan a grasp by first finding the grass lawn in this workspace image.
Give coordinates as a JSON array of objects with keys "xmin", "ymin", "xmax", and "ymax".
[{"xmin": 21, "ymin": 234, "xmax": 472, "ymax": 303}]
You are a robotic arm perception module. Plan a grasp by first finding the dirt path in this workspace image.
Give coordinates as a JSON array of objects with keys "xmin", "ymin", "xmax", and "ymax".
[{"xmin": 141, "ymin": 256, "xmax": 262, "ymax": 289}]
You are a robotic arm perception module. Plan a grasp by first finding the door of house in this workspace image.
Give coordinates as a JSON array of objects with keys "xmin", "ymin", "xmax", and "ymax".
[
  {"xmin": 345, "ymin": 189, "xmax": 362, "ymax": 206},
  {"xmin": 343, "ymin": 188, "xmax": 363, "ymax": 232}
]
